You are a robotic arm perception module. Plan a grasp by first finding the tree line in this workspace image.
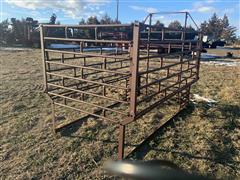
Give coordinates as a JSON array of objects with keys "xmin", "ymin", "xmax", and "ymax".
[
  {"xmin": 0, "ymin": 13, "xmax": 238, "ymax": 47},
  {"xmin": 200, "ymin": 13, "xmax": 237, "ymax": 44}
]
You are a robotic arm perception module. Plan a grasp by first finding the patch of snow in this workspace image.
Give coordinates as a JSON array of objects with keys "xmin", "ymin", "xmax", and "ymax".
[
  {"xmin": 201, "ymin": 61, "xmax": 240, "ymax": 67},
  {"xmin": 48, "ymin": 44, "xmax": 80, "ymax": 49},
  {"xmin": 201, "ymin": 53, "xmax": 240, "ymax": 67},
  {"xmin": 48, "ymin": 43, "xmax": 122, "ymax": 52},
  {"xmin": 193, "ymin": 94, "xmax": 217, "ymax": 104},
  {"xmin": 0, "ymin": 47, "xmax": 33, "ymax": 51},
  {"xmin": 201, "ymin": 53, "xmax": 220, "ymax": 59}
]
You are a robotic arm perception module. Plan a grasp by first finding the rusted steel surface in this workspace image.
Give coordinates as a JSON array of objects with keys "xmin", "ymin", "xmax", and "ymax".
[{"xmin": 40, "ymin": 12, "xmax": 202, "ymax": 160}]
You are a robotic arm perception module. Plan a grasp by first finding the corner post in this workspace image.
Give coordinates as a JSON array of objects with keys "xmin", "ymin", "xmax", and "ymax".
[
  {"xmin": 118, "ymin": 124, "xmax": 125, "ymax": 160},
  {"xmin": 129, "ymin": 23, "xmax": 140, "ymax": 118},
  {"xmin": 40, "ymin": 25, "xmax": 48, "ymax": 92},
  {"xmin": 118, "ymin": 23, "xmax": 140, "ymax": 160}
]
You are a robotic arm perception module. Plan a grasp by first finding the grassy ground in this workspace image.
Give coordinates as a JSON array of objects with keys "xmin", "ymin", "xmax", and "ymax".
[{"xmin": 0, "ymin": 48, "xmax": 239, "ymax": 179}]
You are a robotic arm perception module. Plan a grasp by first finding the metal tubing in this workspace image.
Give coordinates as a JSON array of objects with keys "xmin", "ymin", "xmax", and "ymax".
[
  {"xmin": 51, "ymin": 100, "xmax": 56, "ymax": 133},
  {"xmin": 138, "ymin": 73, "xmax": 196, "ymax": 104},
  {"xmin": 40, "ymin": 13, "xmax": 202, "ymax": 159},
  {"xmin": 54, "ymin": 102, "xmax": 118, "ymax": 123},
  {"xmin": 139, "ymin": 58, "xmax": 195, "ymax": 77},
  {"xmin": 45, "ymin": 60, "xmax": 130, "ymax": 76},
  {"xmin": 44, "ymin": 37, "xmax": 131, "ymax": 44},
  {"xmin": 45, "ymin": 49, "xmax": 130, "ymax": 60},
  {"xmin": 138, "ymin": 50, "xmax": 195, "ymax": 61},
  {"xmin": 145, "ymin": 14, "xmax": 152, "ymax": 95},
  {"xmin": 48, "ymin": 83, "xmax": 129, "ymax": 104},
  {"xmin": 42, "ymin": 24, "xmax": 132, "ymax": 28},
  {"xmin": 136, "ymin": 79, "xmax": 197, "ymax": 119},
  {"xmin": 48, "ymin": 92, "xmax": 128, "ymax": 116},
  {"xmin": 118, "ymin": 124, "xmax": 125, "ymax": 160},
  {"xmin": 46, "ymin": 72, "xmax": 129, "ymax": 90},
  {"xmin": 40, "ymin": 25, "xmax": 48, "ymax": 92},
  {"xmin": 129, "ymin": 23, "xmax": 140, "ymax": 117}
]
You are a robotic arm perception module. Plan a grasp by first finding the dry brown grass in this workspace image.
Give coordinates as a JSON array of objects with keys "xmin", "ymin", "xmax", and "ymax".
[{"xmin": 0, "ymin": 49, "xmax": 239, "ymax": 179}]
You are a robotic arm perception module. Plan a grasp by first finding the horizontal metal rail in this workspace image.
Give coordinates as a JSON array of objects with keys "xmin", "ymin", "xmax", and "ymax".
[
  {"xmin": 48, "ymin": 74, "xmax": 129, "ymax": 95},
  {"xmin": 138, "ymin": 73, "xmax": 196, "ymax": 104},
  {"xmin": 136, "ymin": 78, "xmax": 197, "ymax": 119},
  {"xmin": 47, "ymin": 72, "xmax": 129, "ymax": 90},
  {"xmin": 46, "ymin": 60, "xmax": 130, "ymax": 76},
  {"xmin": 140, "ymin": 65, "xmax": 197, "ymax": 89},
  {"xmin": 139, "ymin": 58, "xmax": 196, "ymax": 76},
  {"xmin": 68, "ymin": 77, "xmax": 129, "ymax": 93},
  {"xmin": 54, "ymin": 102, "xmax": 118, "ymax": 123},
  {"xmin": 140, "ymin": 30, "xmax": 197, "ymax": 34},
  {"xmin": 44, "ymin": 37, "xmax": 131, "ymax": 44},
  {"xmin": 140, "ymin": 39, "xmax": 199, "ymax": 43},
  {"xmin": 49, "ymin": 92, "xmax": 128, "ymax": 116},
  {"xmin": 42, "ymin": 24, "xmax": 132, "ymax": 28},
  {"xmin": 138, "ymin": 50, "xmax": 195, "ymax": 60},
  {"xmin": 54, "ymin": 101, "xmax": 124, "ymax": 131},
  {"xmin": 141, "ymin": 24, "xmax": 199, "ymax": 33},
  {"xmin": 48, "ymin": 83, "xmax": 129, "ymax": 104},
  {"xmin": 45, "ymin": 49, "xmax": 131, "ymax": 60},
  {"xmin": 83, "ymin": 58, "xmax": 130, "ymax": 68}
]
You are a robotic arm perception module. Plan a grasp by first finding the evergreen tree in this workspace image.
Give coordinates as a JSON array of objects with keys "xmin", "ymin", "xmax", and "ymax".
[
  {"xmin": 49, "ymin": 13, "xmax": 57, "ymax": 24},
  {"xmin": 222, "ymin": 14, "xmax": 229, "ymax": 28},
  {"xmin": 200, "ymin": 20, "xmax": 209, "ymax": 35},
  {"xmin": 207, "ymin": 13, "xmax": 222, "ymax": 39},
  {"xmin": 168, "ymin": 20, "xmax": 182, "ymax": 30},
  {"xmin": 87, "ymin": 16, "xmax": 99, "ymax": 24},
  {"xmin": 154, "ymin": 20, "xmax": 164, "ymax": 31},
  {"xmin": 0, "ymin": 19, "xmax": 12, "ymax": 45},
  {"xmin": 79, "ymin": 18, "xmax": 85, "ymax": 25},
  {"xmin": 100, "ymin": 14, "xmax": 113, "ymax": 24},
  {"xmin": 200, "ymin": 13, "xmax": 237, "ymax": 43}
]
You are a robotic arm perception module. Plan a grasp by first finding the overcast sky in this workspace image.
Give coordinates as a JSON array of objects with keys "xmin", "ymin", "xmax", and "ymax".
[{"xmin": 1, "ymin": 0, "xmax": 239, "ymax": 35}]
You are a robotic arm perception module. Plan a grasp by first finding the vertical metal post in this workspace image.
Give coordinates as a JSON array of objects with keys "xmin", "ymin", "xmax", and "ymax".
[
  {"xmin": 118, "ymin": 124, "xmax": 125, "ymax": 160},
  {"xmin": 129, "ymin": 23, "xmax": 140, "ymax": 117},
  {"xmin": 51, "ymin": 100, "xmax": 56, "ymax": 133},
  {"xmin": 125, "ymin": 78, "xmax": 128, "ymax": 99},
  {"xmin": 182, "ymin": 12, "xmax": 188, "ymax": 52},
  {"xmin": 61, "ymin": 53, "xmax": 64, "ymax": 63},
  {"xmin": 168, "ymin": 43, "xmax": 171, "ymax": 53},
  {"xmin": 65, "ymin": 27, "xmax": 68, "ymax": 38},
  {"xmin": 103, "ymin": 58, "xmax": 107, "ymax": 69},
  {"xmin": 162, "ymin": 28, "xmax": 165, "ymax": 41},
  {"xmin": 95, "ymin": 27, "xmax": 97, "ymax": 40},
  {"xmin": 116, "ymin": 0, "xmax": 119, "ymax": 22},
  {"xmin": 100, "ymin": 43, "xmax": 103, "ymax": 54},
  {"xmin": 46, "ymin": 52, "xmax": 52, "ymax": 79},
  {"xmin": 73, "ymin": 48, "xmax": 76, "ymax": 58},
  {"xmin": 146, "ymin": 14, "xmax": 152, "ymax": 95},
  {"xmin": 160, "ymin": 57, "xmax": 163, "ymax": 67},
  {"xmin": 40, "ymin": 25, "xmax": 48, "ymax": 92},
  {"xmin": 80, "ymin": 42, "xmax": 83, "ymax": 53},
  {"xmin": 73, "ymin": 68, "xmax": 76, "ymax": 77},
  {"xmin": 178, "ymin": 55, "xmax": 183, "ymax": 109},
  {"xmin": 196, "ymin": 32, "xmax": 203, "ymax": 79}
]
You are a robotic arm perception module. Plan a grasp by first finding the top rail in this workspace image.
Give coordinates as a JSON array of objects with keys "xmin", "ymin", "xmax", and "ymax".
[
  {"xmin": 41, "ymin": 24, "xmax": 132, "ymax": 28},
  {"xmin": 44, "ymin": 37, "xmax": 131, "ymax": 44},
  {"xmin": 142, "ymin": 11, "xmax": 200, "ymax": 31}
]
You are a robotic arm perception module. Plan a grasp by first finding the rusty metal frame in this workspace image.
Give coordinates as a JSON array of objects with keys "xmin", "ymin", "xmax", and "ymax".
[{"xmin": 40, "ymin": 12, "xmax": 202, "ymax": 160}]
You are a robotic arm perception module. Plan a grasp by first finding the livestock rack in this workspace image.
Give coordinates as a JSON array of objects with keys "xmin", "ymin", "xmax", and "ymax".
[{"xmin": 40, "ymin": 12, "xmax": 202, "ymax": 160}]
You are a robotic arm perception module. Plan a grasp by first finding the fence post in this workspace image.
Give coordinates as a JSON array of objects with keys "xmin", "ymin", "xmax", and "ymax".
[
  {"xmin": 40, "ymin": 25, "xmax": 48, "ymax": 92},
  {"xmin": 129, "ymin": 22, "xmax": 140, "ymax": 118},
  {"xmin": 118, "ymin": 124, "xmax": 125, "ymax": 160},
  {"xmin": 196, "ymin": 32, "xmax": 203, "ymax": 79},
  {"xmin": 118, "ymin": 23, "xmax": 140, "ymax": 160}
]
